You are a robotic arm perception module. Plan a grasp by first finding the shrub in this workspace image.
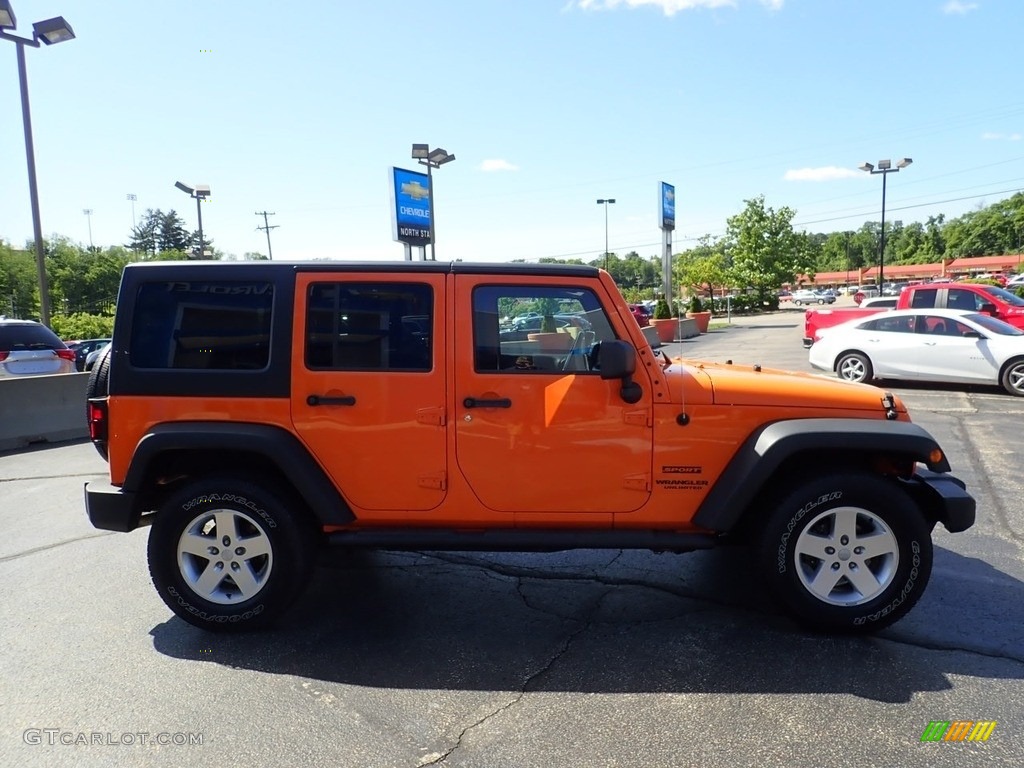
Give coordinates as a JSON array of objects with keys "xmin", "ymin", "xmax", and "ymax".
[
  {"xmin": 49, "ymin": 312, "xmax": 114, "ymax": 340},
  {"xmin": 654, "ymin": 298, "xmax": 672, "ymax": 319},
  {"xmin": 687, "ymin": 295, "xmax": 704, "ymax": 314}
]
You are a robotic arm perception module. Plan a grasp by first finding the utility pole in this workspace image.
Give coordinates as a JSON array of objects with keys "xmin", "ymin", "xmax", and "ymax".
[{"xmin": 255, "ymin": 211, "xmax": 278, "ymax": 260}]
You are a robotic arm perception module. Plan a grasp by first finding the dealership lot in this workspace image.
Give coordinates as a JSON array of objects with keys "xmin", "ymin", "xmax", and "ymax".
[{"xmin": 1, "ymin": 311, "xmax": 1021, "ymax": 768}]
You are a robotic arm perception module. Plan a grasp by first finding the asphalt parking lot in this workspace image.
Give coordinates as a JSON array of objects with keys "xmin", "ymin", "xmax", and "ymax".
[{"xmin": 1, "ymin": 310, "xmax": 1021, "ymax": 768}]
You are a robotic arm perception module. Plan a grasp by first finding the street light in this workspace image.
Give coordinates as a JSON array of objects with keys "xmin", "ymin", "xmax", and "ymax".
[
  {"xmin": 174, "ymin": 181, "xmax": 211, "ymax": 258},
  {"xmin": 82, "ymin": 208, "xmax": 93, "ymax": 249},
  {"xmin": 0, "ymin": 0, "xmax": 76, "ymax": 327},
  {"xmin": 596, "ymin": 198, "xmax": 616, "ymax": 271},
  {"xmin": 126, "ymin": 193, "xmax": 137, "ymax": 230},
  {"xmin": 411, "ymin": 143, "xmax": 455, "ymax": 261},
  {"xmin": 859, "ymin": 158, "xmax": 912, "ymax": 290}
]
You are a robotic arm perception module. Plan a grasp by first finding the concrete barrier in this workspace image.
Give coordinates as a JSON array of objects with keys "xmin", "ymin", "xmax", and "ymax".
[
  {"xmin": 0, "ymin": 373, "xmax": 90, "ymax": 452},
  {"xmin": 641, "ymin": 319, "xmax": 699, "ymax": 348}
]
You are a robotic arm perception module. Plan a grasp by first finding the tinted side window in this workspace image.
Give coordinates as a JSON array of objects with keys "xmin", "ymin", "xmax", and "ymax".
[
  {"xmin": 946, "ymin": 289, "xmax": 980, "ymax": 311},
  {"xmin": 129, "ymin": 281, "xmax": 273, "ymax": 370},
  {"xmin": 910, "ymin": 289, "xmax": 937, "ymax": 309},
  {"xmin": 867, "ymin": 315, "xmax": 916, "ymax": 333},
  {"xmin": 306, "ymin": 282, "xmax": 432, "ymax": 371}
]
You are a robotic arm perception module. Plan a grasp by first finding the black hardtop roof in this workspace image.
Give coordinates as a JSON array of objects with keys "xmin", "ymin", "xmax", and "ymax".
[{"xmin": 123, "ymin": 260, "xmax": 600, "ymax": 279}]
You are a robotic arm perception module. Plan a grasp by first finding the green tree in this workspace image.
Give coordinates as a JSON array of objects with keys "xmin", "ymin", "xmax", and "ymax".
[
  {"xmin": 675, "ymin": 236, "xmax": 729, "ymax": 301},
  {"xmin": 0, "ymin": 241, "xmax": 38, "ymax": 319},
  {"xmin": 725, "ymin": 196, "xmax": 808, "ymax": 302}
]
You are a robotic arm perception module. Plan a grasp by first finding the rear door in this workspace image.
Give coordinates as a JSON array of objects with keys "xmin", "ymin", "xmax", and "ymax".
[
  {"xmin": 291, "ymin": 272, "xmax": 447, "ymax": 511},
  {"xmin": 452, "ymin": 275, "xmax": 653, "ymax": 516}
]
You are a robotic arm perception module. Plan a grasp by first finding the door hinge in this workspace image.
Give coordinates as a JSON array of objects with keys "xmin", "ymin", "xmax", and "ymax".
[
  {"xmin": 623, "ymin": 474, "xmax": 651, "ymax": 491},
  {"xmin": 416, "ymin": 406, "xmax": 446, "ymax": 426},
  {"xmin": 623, "ymin": 409, "xmax": 651, "ymax": 427},
  {"xmin": 418, "ymin": 471, "xmax": 447, "ymax": 490}
]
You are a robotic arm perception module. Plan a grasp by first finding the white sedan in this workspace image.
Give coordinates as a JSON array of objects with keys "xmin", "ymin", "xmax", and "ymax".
[{"xmin": 808, "ymin": 308, "xmax": 1024, "ymax": 396}]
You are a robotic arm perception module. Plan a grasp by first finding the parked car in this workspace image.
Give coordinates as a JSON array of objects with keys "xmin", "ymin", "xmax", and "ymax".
[
  {"xmin": 0, "ymin": 319, "xmax": 76, "ymax": 377},
  {"xmin": 84, "ymin": 342, "xmax": 111, "ymax": 372},
  {"xmin": 805, "ymin": 280, "xmax": 1024, "ymax": 347},
  {"xmin": 510, "ymin": 313, "xmax": 591, "ymax": 332},
  {"xmin": 628, "ymin": 304, "xmax": 650, "ymax": 326},
  {"xmin": 791, "ymin": 289, "xmax": 835, "ymax": 306},
  {"xmin": 66, "ymin": 337, "xmax": 111, "ymax": 372},
  {"xmin": 859, "ymin": 296, "xmax": 899, "ymax": 309},
  {"xmin": 808, "ymin": 308, "xmax": 1024, "ymax": 395}
]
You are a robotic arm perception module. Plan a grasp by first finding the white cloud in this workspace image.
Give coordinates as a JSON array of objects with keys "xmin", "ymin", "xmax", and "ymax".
[
  {"xmin": 784, "ymin": 166, "xmax": 862, "ymax": 182},
  {"xmin": 575, "ymin": 0, "xmax": 741, "ymax": 17},
  {"xmin": 479, "ymin": 159, "xmax": 520, "ymax": 172},
  {"xmin": 942, "ymin": 1, "xmax": 979, "ymax": 14},
  {"xmin": 982, "ymin": 132, "xmax": 1022, "ymax": 141}
]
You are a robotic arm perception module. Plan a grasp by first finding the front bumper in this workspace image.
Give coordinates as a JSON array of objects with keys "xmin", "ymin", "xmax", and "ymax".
[
  {"xmin": 912, "ymin": 469, "xmax": 976, "ymax": 533},
  {"xmin": 84, "ymin": 481, "xmax": 142, "ymax": 532}
]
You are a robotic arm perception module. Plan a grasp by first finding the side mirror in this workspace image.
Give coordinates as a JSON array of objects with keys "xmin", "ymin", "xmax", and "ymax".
[
  {"xmin": 598, "ymin": 340, "xmax": 635, "ymax": 379},
  {"xmin": 979, "ymin": 302, "xmax": 997, "ymax": 316},
  {"xmin": 598, "ymin": 340, "xmax": 642, "ymax": 404}
]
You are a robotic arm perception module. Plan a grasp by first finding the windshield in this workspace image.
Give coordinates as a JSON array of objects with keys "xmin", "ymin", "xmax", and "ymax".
[
  {"xmin": 966, "ymin": 312, "xmax": 1024, "ymax": 336},
  {"xmin": 978, "ymin": 285, "xmax": 1024, "ymax": 306}
]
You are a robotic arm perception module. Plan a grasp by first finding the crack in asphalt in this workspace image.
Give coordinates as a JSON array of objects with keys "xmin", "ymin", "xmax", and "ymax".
[
  {"xmin": 0, "ymin": 531, "xmax": 117, "ymax": 563},
  {"xmin": 0, "ymin": 472, "xmax": 103, "ymax": 483},
  {"xmin": 950, "ymin": 393, "xmax": 1023, "ymax": 543},
  {"xmin": 419, "ymin": 591, "xmax": 607, "ymax": 767},
  {"xmin": 406, "ymin": 551, "xmax": 1024, "ymax": 666}
]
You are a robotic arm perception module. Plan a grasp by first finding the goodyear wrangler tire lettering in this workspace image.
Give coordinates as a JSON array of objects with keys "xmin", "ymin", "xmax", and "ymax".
[
  {"xmin": 148, "ymin": 476, "xmax": 314, "ymax": 633},
  {"xmin": 756, "ymin": 473, "xmax": 933, "ymax": 633}
]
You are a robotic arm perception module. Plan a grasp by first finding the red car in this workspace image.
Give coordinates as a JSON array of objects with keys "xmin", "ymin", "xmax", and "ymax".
[{"xmin": 628, "ymin": 304, "xmax": 650, "ymax": 326}]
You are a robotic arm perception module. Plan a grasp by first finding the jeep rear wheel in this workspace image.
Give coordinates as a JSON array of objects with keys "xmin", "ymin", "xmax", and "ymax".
[
  {"xmin": 755, "ymin": 473, "xmax": 933, "ymax": 633},
  {"xmin": 148, "ymin": 477, "xmax": 316, "ymax": 632}
]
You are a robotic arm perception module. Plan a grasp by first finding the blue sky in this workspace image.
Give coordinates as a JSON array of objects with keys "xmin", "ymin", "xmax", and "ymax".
[{"xmin": 1, "ymin": 0, "xmax": 1022, "ymax": 262}]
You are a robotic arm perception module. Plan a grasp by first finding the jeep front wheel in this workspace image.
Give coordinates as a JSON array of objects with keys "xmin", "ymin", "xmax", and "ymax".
[
  {"xmin": 147, "ymin": 477, "xmax": 315, "ymax": 632},
  {"xmin": 755, "ymin": 473, "xmax": 933, "ymax": 633}
]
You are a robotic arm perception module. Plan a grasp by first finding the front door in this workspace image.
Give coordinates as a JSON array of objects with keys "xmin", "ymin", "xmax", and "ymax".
[
  {"xmin": 452, "ymin": 276, "xmax": 653, "ymax": 514},
  {"xmin": 291, "ymin": 273, "xmax": 447, "ymax": 511}
]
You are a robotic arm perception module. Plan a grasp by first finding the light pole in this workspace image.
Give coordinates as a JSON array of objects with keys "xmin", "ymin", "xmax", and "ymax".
[
  {"xmin": 0, "ymin": 1, "xmax": 76, "ymax": 327},
  {"xmin": 174, "ymin": 181, "xmax": 210, "ymax": 258},
  {"xmin": 126, "ymin": 193, "xmax": 137, "ymax": 230},
  {"xmin": 596, "ymin": 198, "xmax": 616, "ymax": 271},
  {"xmin": 859, "ymin": 158, "xmax": 912, "ymax": 290},
  {"xmin": 411, "ymin": 144, "xmax": 455, "ymax": 261},
  {"xmin": 82, "ymin": 208, "xmax": 93, "ymax": 248}
]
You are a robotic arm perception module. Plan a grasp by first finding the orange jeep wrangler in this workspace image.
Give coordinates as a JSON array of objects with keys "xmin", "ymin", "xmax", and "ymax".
[{"xmin": 84, "ymin": 261, "xmax": 974, "ymax": 633}]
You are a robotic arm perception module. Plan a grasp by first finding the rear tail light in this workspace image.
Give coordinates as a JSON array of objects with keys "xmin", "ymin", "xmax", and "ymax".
[
  {"xmin": 87, "ymin": 397, "xmax": 108, "ymax": 443},
  {"xmin": 0, "ymin": 351, "xmax": 7, "ymax": 361},
  {"xmin": 57, "ymin": 349, "xmax": 77, "ymax": 362}
]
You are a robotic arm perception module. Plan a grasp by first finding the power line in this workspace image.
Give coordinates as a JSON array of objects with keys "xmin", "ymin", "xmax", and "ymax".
[{"xmin": 255, "ymin": 211, "xmax": 278, "ymax": 260}]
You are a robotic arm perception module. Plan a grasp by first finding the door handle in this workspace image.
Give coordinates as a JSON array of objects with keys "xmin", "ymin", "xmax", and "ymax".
[
  {"xmin": 463, "ymin": 397, "xmax": 512, "ymax": 409},
  {"xmin": 307, "ymin": 394, "xmax": 356, "ymax": 406}
]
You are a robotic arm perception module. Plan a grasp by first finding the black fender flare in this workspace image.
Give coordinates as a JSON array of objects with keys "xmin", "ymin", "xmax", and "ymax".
[
  {"xmin": 692, "ymin": 418, "xmax": 950, "ymax": 532},
  {"xmin": 123, "ymin": 421, "xmax": 355, "ymax": 525}
]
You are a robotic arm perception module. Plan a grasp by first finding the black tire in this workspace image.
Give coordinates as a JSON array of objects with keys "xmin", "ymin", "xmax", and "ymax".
[
  {"xmin": 147, "ymin": 476, "xmax": 316, "ymax": 632},
  {"xmin": 1000, "ymin": 357, "xmax": 1024, "ymax": 396},
  {"xmin": 835, "ymin": 351, "xmax": 872, "ymax": 384},
  {"xmin": 85, "ymin": 344, "xmax": 111, "ymax": 401},
  {"xmin": 755, "ymin": 473, "xmax": 933, "ymax": 633},
  {"xmin": 85, "ymin": 345, "xmax": 112, "ymax": 460}
]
